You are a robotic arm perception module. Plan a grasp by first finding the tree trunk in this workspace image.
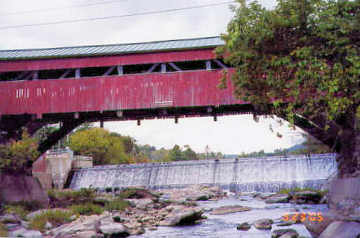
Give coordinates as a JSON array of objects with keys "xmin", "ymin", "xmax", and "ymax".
[{"xmin": 337, "ymin": 128, "xmax": 360, "ymax": 178}]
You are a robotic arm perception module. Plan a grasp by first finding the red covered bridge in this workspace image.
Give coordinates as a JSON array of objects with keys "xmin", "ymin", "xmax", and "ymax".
[{"xmin": 0, "ymin": 36, "xmax": 251, "ymax": 152}]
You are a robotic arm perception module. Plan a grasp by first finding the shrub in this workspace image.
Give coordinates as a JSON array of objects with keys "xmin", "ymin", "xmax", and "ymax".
[
  {"xmin": 0, "ymin": 223, "xmax": 8, "ymax": 237},
  {"xmin": 118, "ymin": 188, "xmax": 158, "ymax": 199},
  {"xmin": 29, "ymin": 210, "xmax": 73, "ymax": 232},
  {"xmin": 3, "ymin": 205, "xmax": 28, "ymax": 220},
  {"xmin": 105, "ymin": 187, "xmax": 113, "ymax": 193},
  {"xmin": 70, "ymin": 203, "xmax": 104, "ymax": 216},
  {"xmin": 48, "ymin": 188, "xmax": 96, "ymax": 207},
  {"xmin": 105, "ymin": 199, "xmax": 130, "ymax": 212}
]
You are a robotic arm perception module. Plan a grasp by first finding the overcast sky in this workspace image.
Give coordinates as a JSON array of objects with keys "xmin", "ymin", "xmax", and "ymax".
[{"xmin": 0, "ymin": 0, "xmax": 304, "ymax": 154}]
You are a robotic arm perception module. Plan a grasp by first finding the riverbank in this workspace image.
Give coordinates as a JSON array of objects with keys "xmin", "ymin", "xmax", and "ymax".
[{"xmin": 1, "ymin": 185, "xmax": 359, "ymax": 237}]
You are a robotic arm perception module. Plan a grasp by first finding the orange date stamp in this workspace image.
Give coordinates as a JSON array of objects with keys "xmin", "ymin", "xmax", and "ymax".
[{"xmin": 282, "ymin": 212, "xmax": 324, "ymax": 223}]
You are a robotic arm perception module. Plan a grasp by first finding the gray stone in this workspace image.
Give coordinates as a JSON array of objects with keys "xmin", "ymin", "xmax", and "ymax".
[
  {"xmin": 210, "ymin": 205, "xmax": 251, "ymax": 215},
  {"xmin": 125, "ymin": 198, "xmax": 153, "ymax": 210},
  {"xmin": 294, "ymin": 191, "xmax": 322, "ymax": 204},
  {"xmin": 10, "ymin": 228, "xmax": 43, "ymax": 238},
  {"xmin": 265, "ymin": 194, "xmax": 290, "ymax": 204},
  {"xmin": 160, "ymin": 207, "xmax": 203, "ymax": 226},
  {"xmin": 254, "ymin": 218, "xmax": 273, "ymax": 230},
  {"xmin": 236, "ymin": 222, "xmax": 251, "ymax": 231},
  {"xmin": 272, "ymin": 228, "xmax": 299, "ymax": 238},
  {"xmin": 0, "ymin": 173, "xmax": 49, "ymax": 206},
  {"xmin": 45, "ymin": 221, "xmax": 53, "ymax": 230},
  {"xmin": 319, "ymin": 221, "xmax": 360, "ymax": 238},
  {"xmin": 0, "ymin": 213, "xmax": 19, "ymax": 223},
  {"xmin": 303, "ymin": 211, "xmax": 336, "ymax": 237},
  {"xmin": 328, "ymin": 177, "xmax": 360, "ymax": 215},
  {"xmin": 99, "ymin": 222, "xmax": 129, "ymax": 237}
]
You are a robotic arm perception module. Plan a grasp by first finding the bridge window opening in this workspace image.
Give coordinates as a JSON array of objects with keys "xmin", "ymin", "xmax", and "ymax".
[
  {"xmin": 123, "ymin": 63, "xmax": 158, "ymax": 74},
  {"xmin": 38, "ymin": 69, "xmax": 74, "ymax": 80},
  {"xmin": 0, "ymin": 71, "xmax": 28, "ymax": 81},
  {"xmin": 175, "ymin": 60, "xmax": 207, "ymax": 71},
  {"xmin": 0, "ymin": 58, "xmax": 230, "ymax": 82},
  {"xmin": 81, "ymin": 66, "xmax": 117, "ymax": 77}
]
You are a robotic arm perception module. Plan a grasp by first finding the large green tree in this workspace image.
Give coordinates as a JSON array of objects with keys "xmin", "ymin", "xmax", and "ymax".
[
  {"xmin": 218, "ymin": 0, "xmax": 360, "ymax": 177},
  {"xmin": 68, "ymin": 128, "xmax": 131, "ymax": 165}
]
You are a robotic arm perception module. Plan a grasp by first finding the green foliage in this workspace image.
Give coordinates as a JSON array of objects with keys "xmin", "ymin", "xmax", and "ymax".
[
  {"xmin": 278, "ymin": 187, "xmax": 327, "ymax": 197},
  {"xmin": 0, "ymin": 223, "xmax": 8, "ymax": 237},
  {"xmin": 68, "ymin": 128, "xmax": 131, "ymax": 165},
  {"xmin": 29, "ymin": 210, "xmax": 74, "ymax": 232},
  {"xmin": 48, "ymin": 188, "xmax": 96, "ymax": 207},
  {"xmin": 3, "ymin": 205, "xmax": 29, "ymax": 220},
  {"xmin": 70, "ymin": 203, "xmax": 104, "ymax": 215},
  {"xmin": 105, "ymin": 199, "xmax": 130, "ymax": 212},
  {"xmin": 0, "ymin": 131, "xmax": 39, "ymax": 173},
  {"xmin": 219, "ymin": 0, "xmax": 360, "ymax": 128}
]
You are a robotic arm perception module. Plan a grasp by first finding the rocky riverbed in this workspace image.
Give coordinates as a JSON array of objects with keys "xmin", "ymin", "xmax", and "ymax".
[{"xmin": 1, "ymin": 185, "xmax": 360, "ymax": 238}]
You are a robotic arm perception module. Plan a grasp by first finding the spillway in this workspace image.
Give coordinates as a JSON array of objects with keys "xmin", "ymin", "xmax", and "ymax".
[{"xmin": 69, "ymin": 153, "xmax": 337, "ymax": 192}]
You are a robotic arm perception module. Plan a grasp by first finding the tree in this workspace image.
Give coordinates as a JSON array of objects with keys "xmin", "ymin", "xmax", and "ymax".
[
  {"xmin": 0, "ymin": 131, "xmax": 39, "ymax": 174},
  {"xmin": 218, "ymin": 0, "xmax": 360, "ymax": 177},
  {"xmin": 68, "ymin": 128, "xmax": 130, "ymax": 165},
  {"xmin": 168, "ymin": 145, "xmax": 185, "ymax": 161}
]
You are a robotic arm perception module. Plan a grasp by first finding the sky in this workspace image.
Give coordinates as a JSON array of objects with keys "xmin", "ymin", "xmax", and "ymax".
[{"xmin": 0, "ymin": 0, "xmax": 305, "ymax": 154}]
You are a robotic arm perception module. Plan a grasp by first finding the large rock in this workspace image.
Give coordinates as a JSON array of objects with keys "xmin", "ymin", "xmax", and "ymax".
[
  {"xmin": 303, "ymin": 211, "xmax": 336, "ymax": 237},
  {"xmin": 9, "ymin": 228, "xmax": 43, "ymax": 238},
  {"xmin": 236, "ymin": 222, "xmax": 251, "ymax": 231},
  {"xmin": 319, "ymin": 221, "xmax": 360, "ymax": 238},
  {"xmin": 0, "ymin": 173, "xmax": 48, "ymax": 206},
  {"xmin": 210, "ymin": 205, "xmax": 251, "ymax": 215},
  {"xmin": 328, "ymin": 177, "xmax": 360, "ymax": 216},
  {"xmin": 160, "ymin": 206, "xmax": 203, "ymax": 226},
  {"xmin": 293, "ymin": 191, "xmax": 322, "ymax": 204},
  {"xmin": 271, "ymin": 228, "xmax": 299, "ymax": 238},
  {"xmin": 265, "ymin": 194, "xmax": 290, "ymax": 204},
  {"xmin": 99, "ymin": 223, "xmax": 130, "ymax": 237},
  {"xmin": 254, "ymin": 218, "xmax": 273, "ymax": 230}
]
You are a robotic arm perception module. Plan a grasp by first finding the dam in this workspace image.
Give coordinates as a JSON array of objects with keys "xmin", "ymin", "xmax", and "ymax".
[{"xmin": 69, "ymin": 153, "xmax": 337, "ymax": 192}]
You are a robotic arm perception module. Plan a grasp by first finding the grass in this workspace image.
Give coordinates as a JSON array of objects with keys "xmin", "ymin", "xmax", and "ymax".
[
  {"xmin": 0, "ymin": 223, "xmax": 7, "ymax": 237},
  {"xmin": 3, "ymin": 200, "xmax": 43, "ymax": 220},
  {"xmin": 105, "ymin": 199, "xmax": 130, "ymax": 212},
  {"xmin": 278, "ymin": 188, "xmax": 327, "ymax": 196},
  {"xmin": 70, "ymin": 203, "xmax": 104, "ymax": 216},
  {"xmin": 4, "ymin": 204, "xmax": 29, "ymax": 220},
  {"xmin": 48, "ymin": 188, "xmax": 96, "ymax": 207},
  {"xmin": 29, "ymin": 210, "xmax": 74, "ymax": 232},
  {"xmin": 117, "ymin": 187, "xmax": 159, "ymax": 199}
]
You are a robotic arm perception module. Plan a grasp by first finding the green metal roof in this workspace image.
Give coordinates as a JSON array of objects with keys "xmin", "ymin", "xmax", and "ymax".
[{"xmin": 0, "ymin": 36, "xmax": 223, "ymax": 61}]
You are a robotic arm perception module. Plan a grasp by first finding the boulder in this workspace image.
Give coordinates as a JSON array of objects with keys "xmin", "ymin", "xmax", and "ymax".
[
  {"xmin": 99, "ymin": 223, "xmax": 130, "ymax": 237},
  {"xmin": 319, "ymin": 221, "xmax": 360, "ymax": 238},
  {"xmin": 125, "ymin": 198, "xmax": 153, "ymax": 210},
  {"xmin": 265, "ymin": 194, "xmax": 290, "ymax": 204},
  {"xmin": 160, "ymin": 207, "xmax": 203, "ymax": 226},
  {"xmin": 0, "ymin": 173, "xmax": 49, "ymax": 206},
  {"xmin": 236, "ymin": 222, "xmax": 251, "ymax": 231},
  {"xmin": 303, "ymin": 211, "xmax": 336, "ymax": 237},
  {"xmin": 210, "ymin": 205, "xmax": 251, "ymax": 215},
  {"xmin": 293, "ymin": 191, "xmax": 322, "ymax": 204},
  {"xmin": 254, "ymin": 218, "xmax": 273, "ymax": 230},
  {"xmin": 9, "ymin": 228, "xmax": 43, "ymax": 238},
  {"xmin": 272, "ymin": 228, "xmax": 299, "ymax": 238},
  {"xmin": 328, "ymin": 178, "xmax": 360, "ymax": 215}
]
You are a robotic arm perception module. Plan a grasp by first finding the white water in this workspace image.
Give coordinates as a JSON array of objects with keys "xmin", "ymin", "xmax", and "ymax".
[{"xmin": 69, "ymin": 154, "xmax": 337, "ymax": 192}]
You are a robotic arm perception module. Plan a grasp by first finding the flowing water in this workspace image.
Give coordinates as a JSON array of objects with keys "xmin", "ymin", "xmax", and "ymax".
[
  {"xmin": 70, "ymin": 153, "xmax": 336, "ymax": 193},
  {"xmin": 133, "ymin": 195, "xmax": 327, "ymax": 238}
]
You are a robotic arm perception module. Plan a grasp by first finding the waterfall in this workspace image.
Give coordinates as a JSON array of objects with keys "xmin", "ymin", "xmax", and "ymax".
[{"xmin": 69, "ymin": 153, "xmax": 337, "ymax": 192}]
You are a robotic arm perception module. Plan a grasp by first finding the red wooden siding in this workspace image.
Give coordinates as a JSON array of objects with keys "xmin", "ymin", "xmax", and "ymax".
[{"xmin": 0, "ymin": 69, "xmax": 240, "ymax": 116}]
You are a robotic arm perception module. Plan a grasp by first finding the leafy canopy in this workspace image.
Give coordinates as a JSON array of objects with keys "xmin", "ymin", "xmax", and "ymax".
[
  {"xmin": 68, "ymin": 128, "xmax": 131, "ymax": 165},
  {"xmin": 218, "ymin": 0, "xmax": 360, "ymax": 125},
  {"xmin": 0, "ymin": 131, "xmax": 39, "ymax": 173}
]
